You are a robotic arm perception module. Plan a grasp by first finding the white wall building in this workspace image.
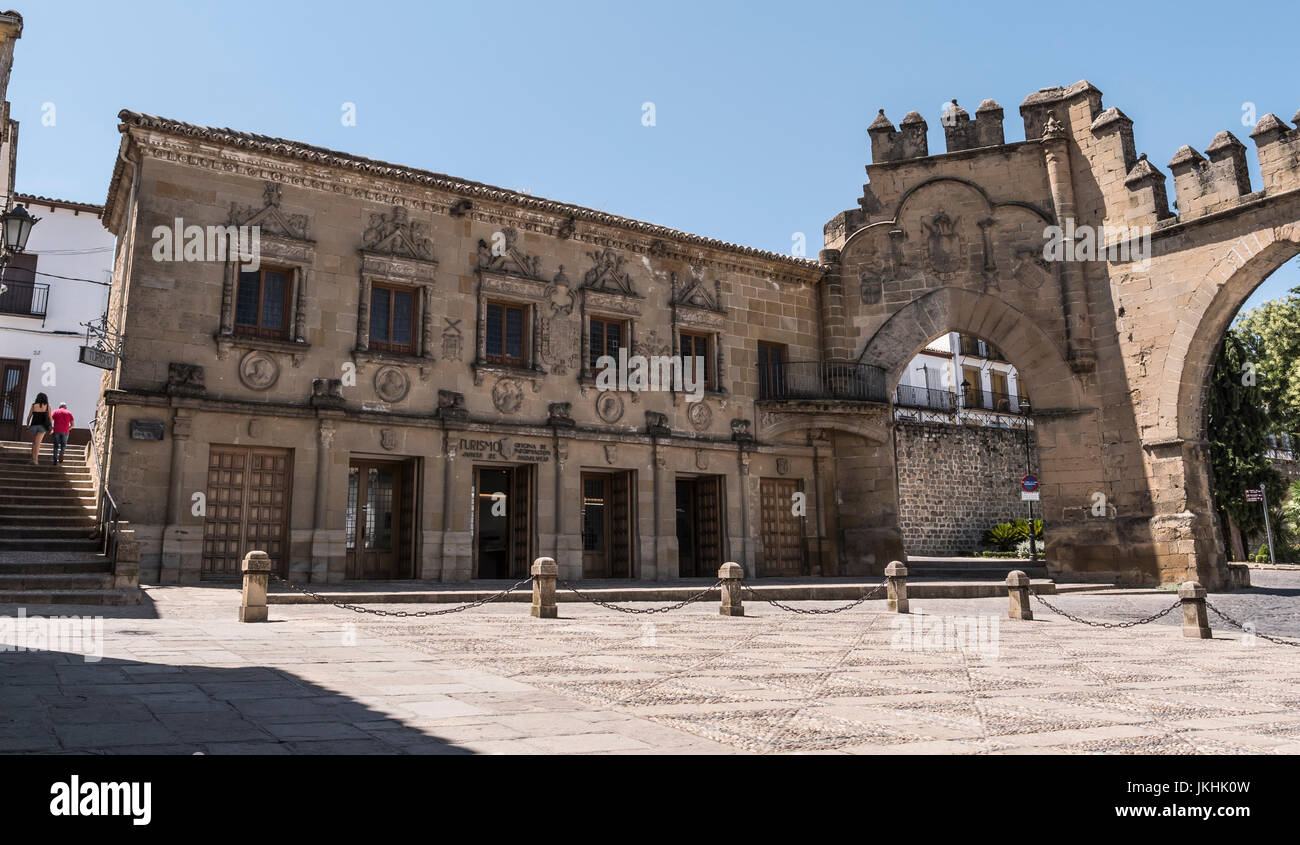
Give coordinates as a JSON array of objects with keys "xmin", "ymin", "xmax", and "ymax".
[
  {"xmin": 0, "ymin": 195, "xmax": 114, "ymax": 443},
  {"xmin": 894, "ymin": 331, "xmax": 1027, "ymax": 424}
]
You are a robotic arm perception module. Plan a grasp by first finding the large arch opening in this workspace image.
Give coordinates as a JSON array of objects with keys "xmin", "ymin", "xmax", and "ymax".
[
  {"xmin": 856, "ymin": 287, "xmax": 1089, "ymax": 569},
  {"xmin": 1169, "ymin": 227, "xmax": 1300, "ymax": 565}
]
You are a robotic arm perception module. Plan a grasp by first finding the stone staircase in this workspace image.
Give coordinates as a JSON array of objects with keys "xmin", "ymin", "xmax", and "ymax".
[{"xmin": 0, "ymin": 441, "xmax": 142, "ymax": 605}]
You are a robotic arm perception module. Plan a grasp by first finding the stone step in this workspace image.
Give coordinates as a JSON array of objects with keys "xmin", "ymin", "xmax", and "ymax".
[
  {"xmin": 0, "ymin": 537, "xmax": 101, "ymax": 552},
  {"xmin": 0, "ymin": 573, "xmax": 115, "ymax": 590},
  {"xmin": 0, "ymin": 473, "xmax": 95, "ymax": 485},
  {"xmin": 0, "ymin": 588, "xmax": 142, "ymax": 606},
  {"xmin": 0, "ymin": 492, "xmax": 96, "ymax": 506},
  {"xmin": 0, "ymin": 550, "xmax": 114, "ymax": 573},
  {"xmin": 0, "ymin": 508, "xmax": 97, "ymax": 520},
  {"xmin": 0, "ymin": 525, "xmax": 96, "ymax": 540}
]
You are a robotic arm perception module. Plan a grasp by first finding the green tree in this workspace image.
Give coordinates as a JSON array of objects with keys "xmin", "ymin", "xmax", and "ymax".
[
  {"xmin": 1233, "ymin": 287, "xmax": 1300, "ymax": 434},
  {"xmin": 1206, "ymin": 329, "xmax": 1286, "ymax": 559}
]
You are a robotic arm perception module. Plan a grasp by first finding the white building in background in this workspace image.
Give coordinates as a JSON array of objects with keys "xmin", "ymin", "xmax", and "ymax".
[
  {"xmin": 893, "ymin": 331, "xmax": 1027, "ymax": 425},
  {"xmin": 0, "ymin": 195, "xmax": 114, "ymax": 443}
]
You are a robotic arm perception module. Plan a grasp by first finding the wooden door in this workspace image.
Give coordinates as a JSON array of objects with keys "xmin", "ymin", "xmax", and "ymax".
[
  {"xmin": 346, "ymin": 460, "xmax": 404, "ymax": 580},
  {"xmin": 510, "ymin": 465, "xmax": 533, "ymax": 577},
  {"xmin": 0, "ymin": 359, "xmax": 29, "ymax": 442},
  {"xmin": 581, "ymin": 473, "xmax": 610, "ymax": 578},
  {"xmin": 759, "ymin": 477, "xmax": 807, "ymax": 576},
  {"xmin": 610, "ymin": 471, "xmax": 632, "ymax": 577},
  {"xmin": 202, "ymin": 445, "xmax": 293, "ymax": 579},
  {"xmin": 695, "ymin": 477, "xmax": 722, "ymax": 575}
]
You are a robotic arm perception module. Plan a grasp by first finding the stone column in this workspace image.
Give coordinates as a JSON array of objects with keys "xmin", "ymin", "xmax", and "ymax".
[
  {"xmin": 885, "ymin": 560, "xmax": 908, "ymax": 613},
  {"xmin": 310, "ymin": 419, "xmax": 336, "ymax": 583},
  {"xmin": 355, "ymin": 276, "xmax": 371, "ymax": 351},
  {"xmin": 160, "ymin": 408, "xmax": 194, "ymax": 584},
  {"xmin": 239, "ymin": 550, "xmax": 272, "ymax": 623},
  {"xmin": 531, "ymin": 557, "xmax": 558, "ymax": 618},
  {"xmin": 1006, "ymin": 569, "xmax": 1033, "ymax": 620},
  {"xmin": 1040, "ymin": 113, "xmax": 1095, "ymax": 372},
  {"xmin": 718, "ymin": 562, "xmax": 744, "ymax": 616},
  {"xmin": 1179, "ymin": 580, "xmax": 1211, "ymax": 639}
]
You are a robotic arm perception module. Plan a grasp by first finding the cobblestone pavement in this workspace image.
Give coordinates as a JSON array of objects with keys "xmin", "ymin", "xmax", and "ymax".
[{"xmin": 1, "ymin": 571, "xmax": 1297, "ymax": 754}]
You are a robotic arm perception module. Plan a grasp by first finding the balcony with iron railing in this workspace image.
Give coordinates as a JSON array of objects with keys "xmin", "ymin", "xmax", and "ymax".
[
  {"xmin": 894, "ymin": 384, "xmax": 1027, "ymax": 415},
  {"xmin": 0, "ymin": 279, "xmax": 49, "ymax": 319},
  {"xmin": 757, "ymin": 361, "xmax": 889, "ymax": 403}
]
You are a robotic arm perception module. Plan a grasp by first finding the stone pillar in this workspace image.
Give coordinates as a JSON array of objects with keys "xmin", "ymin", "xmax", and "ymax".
[
  {"xmin": 160, "ymin": 408, "xmax": 195, "ymax": 584},
  {"xmin": 817, "ymin": 250, "xmax": 854, "ymax": 361},
  {"xmin": 1006, "ymin": 569, "xmax": 1033, "ymax": 620},
  {"xmin": 1040, "ymin": 113, "xmax": 1095, "ymax": 372},
  {"xmin": 718, "ymin": 561, "xmax": 744, "ymax": 617},
  {"xmin": 1179, "ymin": 580, "xmax": 1211, "ymax": 639},
  {"xmin": 309, "ymin": 419, "xmax": 336, "ymax": 583},
  {"xmin": 885, "ymin": 560, "xmax": 908, "ymax": 613},
  {"xmin": 239, "ymin": 550, "xmax": 272, "ymax": 623},
  {"xmin": 355, "ymin": 276, "xmax": 371, "ymax": 351},
  {"xmin": 531, "ymin": 557, "xmax": 558, "ymax": 619}
]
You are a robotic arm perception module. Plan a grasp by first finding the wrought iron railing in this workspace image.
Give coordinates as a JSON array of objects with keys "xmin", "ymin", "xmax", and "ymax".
[
  {"xmin": 894, "ymin": 384, "xmax": 959, "ymax": 411},
  {"xmin": 895, "ymin": 385, "xmax": 1027, "ymax": 414},
  {"xmin": 758, "ymin": 361, "xmax": 888, "ymax": 403},
  {"xmin": 97, "ymin": 486, "xmax": 120, "ymax": 566},
  {"xmin": 0, "ymin": 280, "xmax": 49, "ymax": 318}
]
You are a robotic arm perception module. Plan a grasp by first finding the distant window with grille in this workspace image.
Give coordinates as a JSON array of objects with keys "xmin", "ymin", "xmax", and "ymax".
[
  {"xmin": 235, "ymin": 268, "xmax": 291, "ymax": 339},
  {"xmin": 369, "ymin": 283, "xmax": 417, "ymax": 355},
  {"xmin": 590, "ymin": 317, "xmax": 626, "ymax": 369},
  {"xmin": 679, "ymin": 332, "xmax": 712, "ymax": 390},
  {"xmin": 485, "ymin": 302, "xmax": 529, "ymax": 366}
]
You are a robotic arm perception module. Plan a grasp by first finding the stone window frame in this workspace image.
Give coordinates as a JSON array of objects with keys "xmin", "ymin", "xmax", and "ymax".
[
  {"xmin": 473, "ymin": 269, "xmax": 549, "ymax": 388},
  {"xmin": 671, "ymin": 299, "xmax": 729, "ymax": 401},
  {"xmin": 578, "ymin": 288, "xmax": 643, "ymax": 385},
  {"xmin": 353, "ymin": 249, "xmax": 439, "ymax": 369},
  {"xmin": 216, "ymin": 234, "xmax": 314, "ymax": 366}
]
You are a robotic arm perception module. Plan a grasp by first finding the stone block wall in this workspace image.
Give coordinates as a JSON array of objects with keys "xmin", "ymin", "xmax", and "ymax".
[{"xmin": 894, "ymin": 420, "xmax": 1040, "ymax": 556}]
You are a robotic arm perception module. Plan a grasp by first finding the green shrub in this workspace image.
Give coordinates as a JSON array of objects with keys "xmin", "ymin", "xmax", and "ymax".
[{"xmin": 982, "ymin": 523, "xmax": 1022, "ymax": 551}]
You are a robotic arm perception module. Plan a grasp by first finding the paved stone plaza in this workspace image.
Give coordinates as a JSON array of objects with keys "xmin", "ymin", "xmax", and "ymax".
[{"xmin": 1, "ymin": 571, "xmax": 1297, "ymax": 755}]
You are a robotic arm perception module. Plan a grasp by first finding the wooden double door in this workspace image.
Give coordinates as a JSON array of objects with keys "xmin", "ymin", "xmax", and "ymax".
[
  {"xmin": 346, "ymin": 458, "xmax": 417, "ymax": 580},
  {"xmin": 676, "ymin": 475, "xmax": 723, "ymax": 577},
  {"xmin": 759, "ymin": 477, "xmax": 808, "ymax": 576},
  {"xmin": 202, "ymin": 445, "xmax": 293, "ymax": 579},
  {"xmin": 581, "ymin": 471, "xmax": 633, "ymax": 578}
]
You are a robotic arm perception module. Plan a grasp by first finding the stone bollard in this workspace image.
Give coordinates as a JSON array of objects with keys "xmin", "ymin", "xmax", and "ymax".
[
  {"xmin": 718, "ymin": 562, "xmax": 744, "ymax": 617},
  {"xmin": 1179, "ymin": 581, "xmax": 1212, "ymax": 639},
  {"xmin": 885, "ymin": 560, "xmax": 909, "ymax": 613},
  {"xmin": 238, "ymin": 550, "xmax": 272, "ymax": 623},
  {"xmin": 531, "ymin": 557, "xmax": 558, "ymax": 619},
  {"xmin": 1006, "ymin": 569, "xmax": 1033, "ymax": 621}
]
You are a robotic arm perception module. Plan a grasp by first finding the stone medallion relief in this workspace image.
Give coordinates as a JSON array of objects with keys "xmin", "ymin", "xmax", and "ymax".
[
  {"xmin": 238, "ymin": 351, "xmax": 279, "ymax": 391},
  {"xmin": 492, "ymin": 378, "xmax": 525, "ymax": 414},
  {"xmin": 374, "ymin": 366, "xmax": 410, "ymax": 403},
  {"xmin": 596, "ymin": 392, "xmax": 625, "ymax": 424}
]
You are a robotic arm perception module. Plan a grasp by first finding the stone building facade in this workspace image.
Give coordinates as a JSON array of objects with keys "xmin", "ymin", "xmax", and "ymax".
[
  {"xmin": 97, "ymin": 111, "xmax": 853, "ymax": 584},
  {"xmin": 94, "ymin": 75, "xmax": 1300, "ymax": 589}
]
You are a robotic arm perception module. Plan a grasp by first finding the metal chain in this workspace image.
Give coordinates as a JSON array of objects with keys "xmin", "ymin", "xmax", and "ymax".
[
  {"xmin": 271, "ymin": 573, "xmax": 534, "ymax": 617},
  {"xmin": 743, "ymin": 581, "xmax": 888, "ymax": 614},
  {"xmin": 560, "ymin": 580, "xmax": 722, "ymax": 614},
  {"xmin": 1206, "ymin": 601, "xmax": 1300, "ymax": 646},
  {"xmin": 1031, "ymin": 591, "xmax": 1181, "ymax": 628}
]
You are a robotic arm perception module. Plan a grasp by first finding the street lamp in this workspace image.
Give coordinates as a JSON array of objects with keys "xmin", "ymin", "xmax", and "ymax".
[
  {"xmin": 1020, "ymin": 396, "xmax": 1038, "ymax": 562},
  {"xmin": 0, "ymin": 204, "xmax": 38, "ymax": 255}
]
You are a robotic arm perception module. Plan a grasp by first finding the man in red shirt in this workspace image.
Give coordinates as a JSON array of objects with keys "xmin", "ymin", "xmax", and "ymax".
[{"xmin": 50, "ymin": 403, "xmax": 74, "ymax": 466}]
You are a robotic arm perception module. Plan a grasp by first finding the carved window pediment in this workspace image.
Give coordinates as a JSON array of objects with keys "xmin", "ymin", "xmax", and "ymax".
[
  {"xmin": 580, "ymin": 247, "xmax": 640, "ymax": 297},
  {"xmin": 229, "ymin": 181, "xmax": 312, "ymax": 243},
  {"xmin": 670, "ymin": 271, "xmax": 726, "ymax": 314},
  {"xmin": 363, "ymin": 205, "xmax": 436, "ymax": 263},
  {"xmin": 476, "ymin": 227, "xmax": 543, "ymax": 281}
]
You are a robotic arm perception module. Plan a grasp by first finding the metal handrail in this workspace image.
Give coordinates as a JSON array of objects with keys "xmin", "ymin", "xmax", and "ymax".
[{"xmin": 97, "ymin": 486, "xmax": 120, "ymax": 566}]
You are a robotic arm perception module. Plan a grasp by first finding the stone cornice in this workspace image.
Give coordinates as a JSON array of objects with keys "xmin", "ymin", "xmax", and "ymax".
[{"xmin": 106, "ymin": 111, "xmax": 825, "ymax": 287}]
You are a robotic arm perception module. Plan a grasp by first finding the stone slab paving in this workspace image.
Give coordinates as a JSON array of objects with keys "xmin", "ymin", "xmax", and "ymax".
[{"xmin": 1, "ymin": 572, "xmax": 1296, "ymax": 754}]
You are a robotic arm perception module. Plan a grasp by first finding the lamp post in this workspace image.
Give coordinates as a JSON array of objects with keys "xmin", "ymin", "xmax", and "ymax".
[
  {"xmin": 0, "ymin": 203, "xmax": 39, "ymax": 295},
  {"xmin": 1020, "ymin": 396, "xmax": 1037, "ymax": 562}
]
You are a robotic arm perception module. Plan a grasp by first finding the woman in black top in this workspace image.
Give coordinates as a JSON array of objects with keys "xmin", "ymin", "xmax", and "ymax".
[{"xmin": 25, "ymin": 392, "xmax": 52, "ymax": 465}]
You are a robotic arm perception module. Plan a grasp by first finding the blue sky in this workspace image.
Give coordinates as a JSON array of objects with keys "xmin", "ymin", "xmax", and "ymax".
[{"xmin": 11, "ymin": 0, "xmax": 1300, "ymax": 312}]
